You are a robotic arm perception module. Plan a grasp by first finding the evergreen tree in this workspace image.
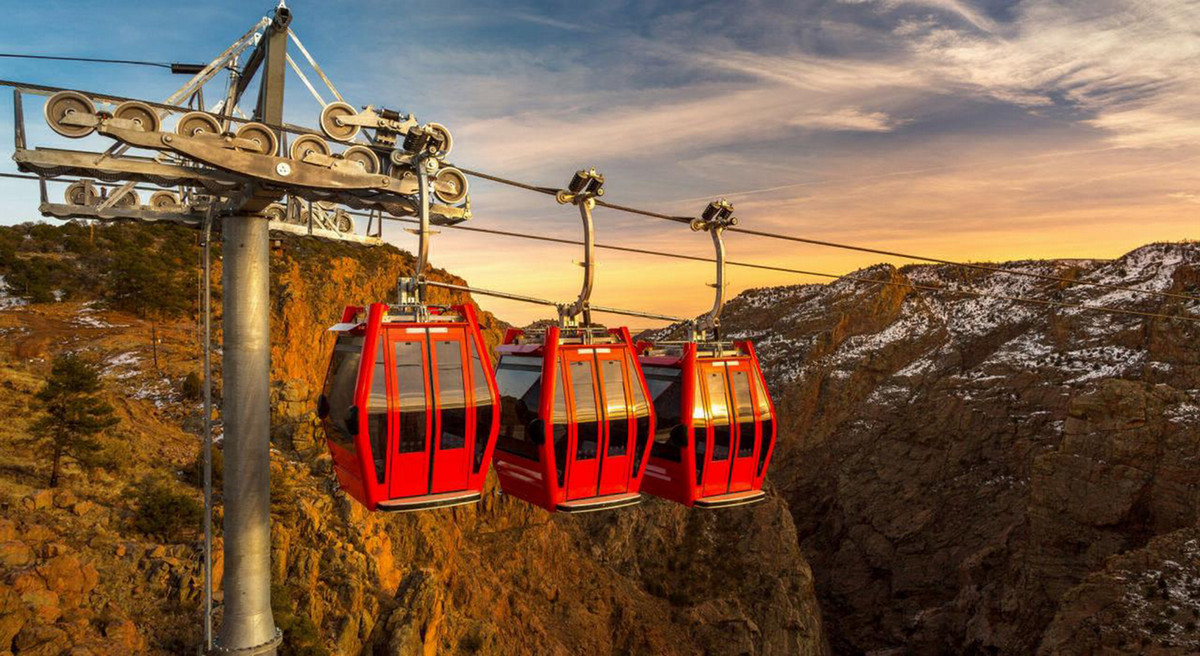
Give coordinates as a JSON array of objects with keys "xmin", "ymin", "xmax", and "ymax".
[{"xmin": 31, "ymin": 353, "xmax": 119, "ymax": 487}]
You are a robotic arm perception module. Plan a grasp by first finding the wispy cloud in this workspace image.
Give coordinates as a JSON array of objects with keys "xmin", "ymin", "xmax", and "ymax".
[{"xmin": 789, "ymin": 107, "xmax": 904, "ymax": 132}]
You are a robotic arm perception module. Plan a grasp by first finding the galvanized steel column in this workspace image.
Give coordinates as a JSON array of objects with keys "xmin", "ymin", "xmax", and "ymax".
[{"xmin": 218, "ymin": 214, "xmax": 277, "ymax": 654}]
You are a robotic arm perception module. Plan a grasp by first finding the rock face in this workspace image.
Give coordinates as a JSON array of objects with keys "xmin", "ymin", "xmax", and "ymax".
[
  {"xmin": 700, "ymin": 242, "xmax": 1200, "ymax": 654},
  {"xmin": 6, "ymin": 219, "xmax": 1197, "ymax": 655},
  {"xmin": 0, "ymin": 229, "xmax": 827, "ymax": 655},
  {"xmin": 258, "ymin": 238, "xmax": 827, "ymax": 655}
]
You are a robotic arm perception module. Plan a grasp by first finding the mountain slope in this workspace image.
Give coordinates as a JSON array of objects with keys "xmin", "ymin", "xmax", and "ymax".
[
  {"xmin": 709, "ymin": 242, "xmax": 1200, "ymax": 654},
  {"xmin": 0, "ymin": 222, "xmax": 828, "ymax": 656}
]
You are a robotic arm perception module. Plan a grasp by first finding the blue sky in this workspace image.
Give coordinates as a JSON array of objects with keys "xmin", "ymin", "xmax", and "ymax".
[{"xmin": 2, "ymin": 0, "xmax": 1198, "ymax": 325}]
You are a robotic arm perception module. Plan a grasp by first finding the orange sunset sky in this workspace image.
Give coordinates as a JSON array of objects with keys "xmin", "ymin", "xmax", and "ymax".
[{"xmin": 2, "ymin": 0, "xmax": 1198, "ymax": 326}]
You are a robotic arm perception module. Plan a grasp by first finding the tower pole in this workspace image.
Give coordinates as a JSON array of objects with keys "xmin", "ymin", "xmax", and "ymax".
[{"xmin": 217, "ymin": 3, "xmax": 289, "ymax": 654}]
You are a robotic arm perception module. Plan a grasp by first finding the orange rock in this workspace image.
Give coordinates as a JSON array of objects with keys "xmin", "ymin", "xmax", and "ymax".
[
  {"xmin": 33, "ymin": 554, "xmax": 99, "ymax": 608},
  {"xmin": 13, "ymin": 623, "xmax": 68, "ymax": 656},
  {"xmin": 0, "ymin": 585, "xmax": 29, "ymax": 649},
  {"xmin": 0, "ymin": 540, "xmax": 34, "ymax": 568},
  {"xmin": 102, "ymin": 617, "xmax": 145, "ymax": 653},
  {"xmin": 19, "ymin": 588, "xmax": 60, "ymax": 623},
  {"xmin": 24, "ymin": 489, "xmax": 53, "ymax": 511}
]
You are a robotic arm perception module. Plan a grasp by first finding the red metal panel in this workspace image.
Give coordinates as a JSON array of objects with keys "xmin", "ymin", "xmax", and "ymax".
[
  {"xmin": 743, "ymin": 340, "xmax": 777, "ymax": 487},
  {"xmin": 561, "ymin": 345, "xmax": 601, "ymax": 501},
  {"xmin": 461, "ymin": 304, "xmax": 501, "ymax": 491},
  {"xmin": 537, "ymin": 327, "xmax": 561, "ymax": 508},
  {"xmin": 428, "ymin": 327, "xmax": 471, "ymax": 494},
  {"xmin": 355, "ymin": 303, "xmax": 387, "ymax": 509},
  {"xmin": 697, "ymin": 359, "xmax": 732, "ymax": 498},
  {"xmin": 387, "ymin": 324, "xmax": 432, "ymax": 500},
  {"xmin": 680, "ymin": 343, "xmax": 700, "ymax": 505},
  {"xmin": 724, "ymin": 358, "xmax": 758, "ymax": 493},
  {"xmin": 595, "ymin": 348, "xmax": 633, "ymax": 497},
  {"xmin": 503, "ymin": 327, "xmax": 524, "ymax": 345}
]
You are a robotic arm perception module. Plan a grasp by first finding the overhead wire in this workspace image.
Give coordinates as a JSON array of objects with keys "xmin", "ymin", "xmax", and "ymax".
[
  {"xmin": 3, "ymin": 169, "xmax": 1198, "ymax": 324},
  {"xmin": 456, "ymin": 167, "xmax": 1200, "ymax": 305},
  {"xmin": 2, "ymin": 170, "xmax": 1197, "ymax": 324},
  {"xmin": 0, "ymin": 53, "xmax": 173, "ymax": 69},
  {"xmin": 5, "ymin": 75, "xmax": 1191, "ymax": 305},
  {"xmin": 340, "ymin": 209, "xmax": 1200, "ymax": 325},
  {"xmin": 3, "ymin": 51, "xmax": 1195, "ymax": 316}
]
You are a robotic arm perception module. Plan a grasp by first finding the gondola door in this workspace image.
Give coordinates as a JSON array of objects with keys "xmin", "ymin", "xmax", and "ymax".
[
  {"xmin": 724, "ymin": 362, "xmax": 759, "ymax": 493},
  {"xmin": 698, "ymin": 361, "xmax": 734, "ymax": 498},
  {"xmin": 562, "ymin": 348, "xmax": 603, "ymax": 501},
  {"xmin": 387, "ymin": 327, "xmax": 432, "ymax": 499},
  {"xmin": 427, "ymin": 329, "xmax": 472, "ymax": 494},
  {"xmin": 596, "ymin": 351, "xmax": 634, "ymax": 496}
]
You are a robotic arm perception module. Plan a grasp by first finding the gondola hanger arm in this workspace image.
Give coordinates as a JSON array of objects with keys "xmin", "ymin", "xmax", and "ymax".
[
  {"xmin": 555, "ymin": 168, "xmax": 606, "ymax": 326},
  {"xmin": 691, "ymin": 199, "xmax": 738, "ymax": 340}
]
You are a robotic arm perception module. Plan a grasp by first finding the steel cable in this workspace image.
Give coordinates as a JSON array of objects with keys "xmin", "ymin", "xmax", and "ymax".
[{"xmin": 458, "ymin": 168, "xmax": 1200, "ymax": 305}]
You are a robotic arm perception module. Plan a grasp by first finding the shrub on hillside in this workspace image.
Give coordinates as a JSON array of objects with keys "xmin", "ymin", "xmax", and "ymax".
[
  {"xmin": 130, "ymin": 475, "xmax": 202, "ymax": 543},
  {"xmin": 187, "ymin": 445, "xmax": 224, "ymax": 490},
  {"xmin": 180, "ymin": 372, "xmax": 203, "ymax": 400}
]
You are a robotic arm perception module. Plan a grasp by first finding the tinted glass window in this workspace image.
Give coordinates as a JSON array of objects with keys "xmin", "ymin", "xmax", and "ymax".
[
  {"xmin": 553, "ymin": 367, "xmax": 568, "ymax": 484},
  {"xmin": 495, "ymin": 355, "xmax": 541, "ymax": 459},
  {"xmin": 468, "ymin": 338, "xmax": 494, "ymax": 472},
  {"xmin": 706, "ymin": 370, "xmax": 731, "ymax": 461},
  {"xmin": 367, "ymin": 340, "xmax": 387, "ymax": 483},
  {"xmin": 322, "ymin": 335, "xmax": 362, "ymax": 454},
  {"xmin": 435, "ymin": 340, "xmax": 467, "ymax": 450},
  {"xmin": 600, "ymin": 358, "xmax": 628, "ymax": 456},
  {"xmin": 752, "ymin": 368, "xmax": 774, "ymax": 476},
  {"xmin": 625, "ymin": 353, "xmax": 651, "ymax": 472},
  {"xmin": 395, "ymin": 340, "xmax": 427, "ymax": 454},
  {"xmin": 644, "ymin": 366, "xmax": 683, "ymax": 462},
  {"xmin": 570, "ymin": 360, "xmax": 598, "ymax": 460},
  {"xmin": 730, "ymin": 369, "xmax": 756, "ymax": 458},
  {"xmin": 694, "ymin": 427, "xmax": 707, "ymax": 480},
  {"xmin": 752, "ymin": 370, "xmax": 772, "ymax": 419},
  {"xmin": 693, "ymin": 369, "xmax": 707, "ymax": 478},
  {"xmin": 758, "ymin": 419, "xmax": 774, "ymax": 477}
]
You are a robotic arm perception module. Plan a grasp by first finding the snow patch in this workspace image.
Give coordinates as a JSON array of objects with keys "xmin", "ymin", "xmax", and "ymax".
[{"xmin": 0, "ymin": 276, "xmax": 27, "ymax": 310}]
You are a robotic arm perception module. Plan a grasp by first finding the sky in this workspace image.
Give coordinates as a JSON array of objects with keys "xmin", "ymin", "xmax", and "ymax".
[{"xmin": 1, "ymin": 0, "xmax": 1198, "ymax": 326}]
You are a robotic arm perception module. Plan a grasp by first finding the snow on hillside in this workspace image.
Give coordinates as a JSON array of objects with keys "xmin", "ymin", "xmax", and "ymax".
[
  {"xmin": 716, "ymin": 242, "xmax": 1199, "ymax": 390},
  {"xmin": 0, "ymin": 275, "xmax": 26, "ymax": 310}
]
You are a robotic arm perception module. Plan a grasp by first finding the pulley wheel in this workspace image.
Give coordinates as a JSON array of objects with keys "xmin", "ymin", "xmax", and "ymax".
[
  {"xmin": 433, "ymin": 167, "xmax": 469, "ymax": 204},
  {"xmin": 319, "ymin": 101, "xmax": 360, "ymax": 142},
  {"xmin": 44, "ymin": 91, "xmax": 97, "ymax": 138},
  {"xmin": 290, "ymin": 134, "xmax": 331, "ymax": 162},
  {"xmin": 176, "ymin": 111, "xmax": 222, "ymax": 138},
  {"xmin": 235, "ymin": 122, "xmax": 278, "ymax": 156},
  {"xmin": 426, "ymin": 122, "xmax": 453, "ymax": 158},
  {"xmin": 263, "ymin": 203, "xmax": 288, "ymax": 223},
  {"xmin": 64, "ymin": 181, "xmax": 98, "ymax": 206},
  {"xmin": 335, "ymin": 212, "xmax": 354, "ymax": 233},
  {"xmin": 113, "ymin": 101, "xmax": 160, "ymax": 133},
  {"xmin": 149, "ymin": 191, "xmax": 179, "ymax": 210},
  {"xmin": 110, "ymin": 190, "xmax": 139, "ymax": 208},
  {"xmin": 341, "ymin": 145, "xmax": 380, "ymax": 175}
]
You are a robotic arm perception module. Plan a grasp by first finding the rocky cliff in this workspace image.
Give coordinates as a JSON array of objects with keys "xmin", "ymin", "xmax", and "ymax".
[
  {"xmin": 5, "ymin": 219, "xmax": 1198, "ymax": 655},
  {"xmin": 700, "ymin": 242, "xmax": 1200, "ymax": 654},
  {"xmin": 0, "ymin": 223, "xmax": 827, "ymax": 655}
]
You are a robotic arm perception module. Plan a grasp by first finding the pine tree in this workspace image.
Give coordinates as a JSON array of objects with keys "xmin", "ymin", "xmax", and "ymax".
[{"xmin": 32, "ymin": 353, "xmax": 119, "ymax": 487}]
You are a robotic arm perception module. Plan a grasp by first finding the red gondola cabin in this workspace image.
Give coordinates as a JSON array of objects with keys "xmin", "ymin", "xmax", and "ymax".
[
  {"xmin": 637, "ymin": 340, "xmax": 775, "ymax": 508},
  {"xmin": 318, "ymin": 302, "xmax": 500, "ymax": 511},
  {"xmin": 492, "ymin": 325, "xmax": 655, "ymax": 512}
]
